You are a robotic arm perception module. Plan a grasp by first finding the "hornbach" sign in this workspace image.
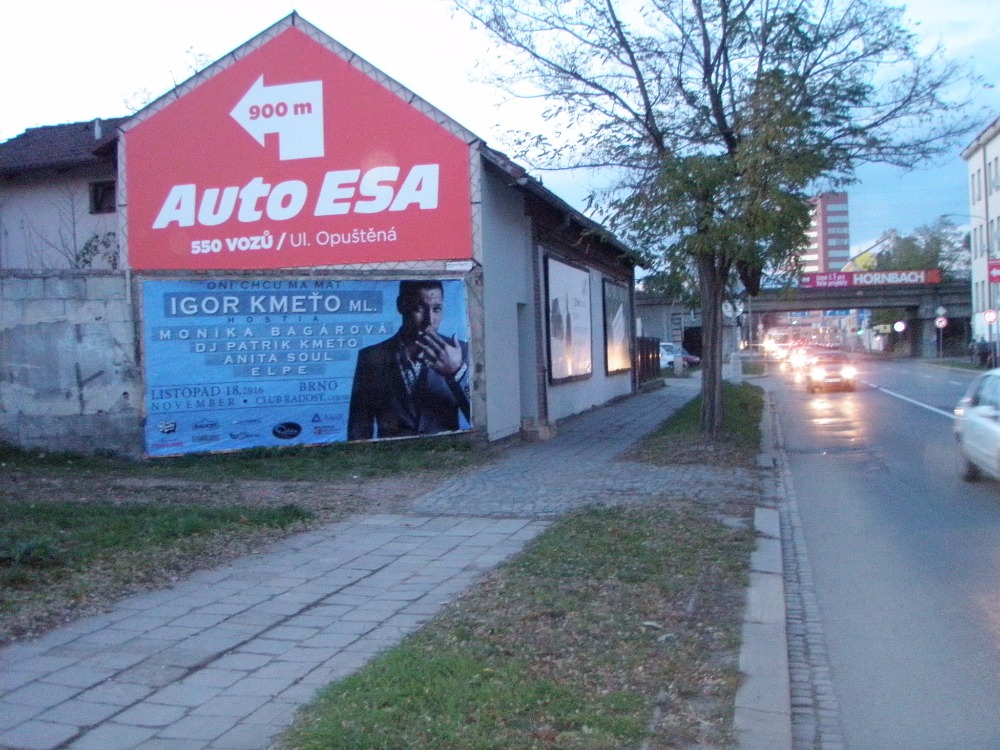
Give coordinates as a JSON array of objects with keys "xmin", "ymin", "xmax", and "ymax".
[{"xmin": 799, "ymin": 270, "xmax": 942, "ymax": 288}]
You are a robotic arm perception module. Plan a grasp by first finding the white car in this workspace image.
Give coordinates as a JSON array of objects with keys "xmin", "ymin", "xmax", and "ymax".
[
  {"xmin": 659, "ymin": 342, "xmax": 700, "ymax": 370},
  {"xmin": 659, "ymin": 342, "xmax": 684, "ymax": 369},
  {"xmin": 955, "ymin": 369, "xmax": 1000, "ymax": 481}
]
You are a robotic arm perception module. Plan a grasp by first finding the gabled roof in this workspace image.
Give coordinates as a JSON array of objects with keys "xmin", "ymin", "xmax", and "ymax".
[
  {"xmin": 119, "ymin": 13, "xmax": 476, "ymax": 146},
  {"xmin": 480, "ymin": 145, "xmax": 635, "ymax": 261},
  {"xmin": 0, "ymin": 118, "xmax": 127, "ymax": 177}
]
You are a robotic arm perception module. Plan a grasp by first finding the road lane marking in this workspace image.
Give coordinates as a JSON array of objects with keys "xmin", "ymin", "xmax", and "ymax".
[{"xmin": 862, "ymin": 381, "xmax": 955, "ymax": 419}]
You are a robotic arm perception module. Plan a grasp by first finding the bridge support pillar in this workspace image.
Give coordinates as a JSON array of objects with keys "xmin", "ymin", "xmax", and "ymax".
[{"xmin": 919, "ymin": 317, "xmax": 939, "ymax": 358}]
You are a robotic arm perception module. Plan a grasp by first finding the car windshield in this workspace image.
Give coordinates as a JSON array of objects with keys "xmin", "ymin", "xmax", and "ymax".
[{"xmin": 814, "ymin": 352, "xmax": 849, "ymax": 364}]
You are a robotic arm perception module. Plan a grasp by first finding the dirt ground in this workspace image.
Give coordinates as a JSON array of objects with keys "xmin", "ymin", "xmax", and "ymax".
[{"xmin": 1, "ymin": 431, "xmax": 759, "ymax": 645}]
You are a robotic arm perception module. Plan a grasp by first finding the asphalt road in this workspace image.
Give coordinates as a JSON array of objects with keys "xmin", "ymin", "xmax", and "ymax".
[{"xmin": 770, "ymin": 357, "xmax": 1000, "ymax": 750}]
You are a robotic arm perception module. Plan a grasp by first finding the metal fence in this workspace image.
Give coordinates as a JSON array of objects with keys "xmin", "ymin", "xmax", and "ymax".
[{"xmin": 636, "ymin": 336, "xmax": 661, "ymax": 383}]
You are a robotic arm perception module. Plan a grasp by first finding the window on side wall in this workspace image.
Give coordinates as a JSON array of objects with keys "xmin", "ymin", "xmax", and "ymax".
[{"xmin": 89, "ymin": 180, "xmax": 116, "ymax": 214}]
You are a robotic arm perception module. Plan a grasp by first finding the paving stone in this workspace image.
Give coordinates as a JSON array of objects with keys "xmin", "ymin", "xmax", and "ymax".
[
  {"xmin": 65, "ymin": 722, "xmax": 158, "ymax": 750},
  {"xmin": 40, "ymin": 698, "xmax": 123, "ymax": 727},
  {"xmin": 77, "ymin": 681, "xmax": 156, "ymax": 707},
  {"xmin": 153, "ymin": 712, "xmax": 238, "ymax": 741},
  {"xmin": 4, "ymin": 680, "xmax": 81, "ymax": 709},
  {"xmin": 42, "ymin": 664, "xmax": 117, "ymax": 690},
  {"xmin": 0, "ymin": 719, "xmax": 80, "ymax": 750},
  {"xmin": 146, "ymin": 683, "xmax": 222, "ymax": 709},
  {"xmin": 208, "ymin": 722, "xmax": 283, "ymax": 750},
  {"xmin": 0, "ymin": 699, "xmax": 45, "ymax": 730},
  {"xmin": 132, "ymin": 739, "xmax": 197, "ymax": 750},
  {"xmin": 113, "ymin": 702, "xmax": 189, "ymax": 728},
  {"xmin": 190, "ymin": 694, "xmax": 269, "ymax": 718}
]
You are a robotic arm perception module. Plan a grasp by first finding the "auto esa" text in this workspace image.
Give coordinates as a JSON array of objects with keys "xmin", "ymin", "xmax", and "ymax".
[{"xmin": 153, "ymin": 164, "xmax": 439, "ymax": 228}]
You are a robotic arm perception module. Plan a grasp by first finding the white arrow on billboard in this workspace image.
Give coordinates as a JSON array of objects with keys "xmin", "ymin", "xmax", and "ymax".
[{"xmin": 230, "ymin": 76, "xmax": 324, "ymax": 161}]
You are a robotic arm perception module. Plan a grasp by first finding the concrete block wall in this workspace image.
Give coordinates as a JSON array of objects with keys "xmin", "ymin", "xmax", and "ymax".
[{"xmin": 0, "ymin": 271, "xmax": 144, "ymax": 457}]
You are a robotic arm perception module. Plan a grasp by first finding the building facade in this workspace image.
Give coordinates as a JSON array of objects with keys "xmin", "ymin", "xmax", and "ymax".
[
  {"xmin": 0, "ymin": 14, "xmax": 638, "ymax": 458},
  {"xmin": 962, "ymin": 114, "xmax": 1000, "ymax": 343},
  {"xmin": 767, "ymin": 192, "xmax": 854, "ymax": 343},
  {"xmin": 802, "ymin": 191, "xmax": 851, "ymax": 273}
]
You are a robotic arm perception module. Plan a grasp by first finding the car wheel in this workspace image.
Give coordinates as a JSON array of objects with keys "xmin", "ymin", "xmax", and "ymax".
[{"xmin": 961, "ymin": 453, "xmax": 981, "ymax": 482}]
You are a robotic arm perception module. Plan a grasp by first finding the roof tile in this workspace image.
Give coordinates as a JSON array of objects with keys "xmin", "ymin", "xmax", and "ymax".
[{"xmin": 0, "ymin": 118, "xmax": 128, "ymax": 176}]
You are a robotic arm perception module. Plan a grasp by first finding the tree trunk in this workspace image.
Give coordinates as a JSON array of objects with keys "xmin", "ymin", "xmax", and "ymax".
[{"xmin": 698, "ymin": 252, "xmax": 729, "ymax": 437}]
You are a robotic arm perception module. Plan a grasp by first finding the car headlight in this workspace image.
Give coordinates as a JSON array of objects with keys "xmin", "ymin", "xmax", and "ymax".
[
  {"xmin": 841, "ymin": 365, "xmax": 857, "ymax": 379},
  {"xmin": 809, "ymin": 366, "xmax": 826, "ymax": 379}
]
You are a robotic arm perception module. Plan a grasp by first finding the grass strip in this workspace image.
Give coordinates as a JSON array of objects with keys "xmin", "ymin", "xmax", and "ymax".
[
  {"xmin": 0, "ymin": 433, "xmax": 484, "ymax": 482},
  {"xmin": 629, "ymin": 382, "xmax": 763, "ymax": 467},
  {"xmin": 280, "ymin": 505, "xmax": 753, "ymax": 750},
  {"xmin": 0, "ymin": 502, "xmax": 311, "ymax": 593},
  {"xmin": 656, "ymin": 381, "xmax": 762, "ymax": 442}
]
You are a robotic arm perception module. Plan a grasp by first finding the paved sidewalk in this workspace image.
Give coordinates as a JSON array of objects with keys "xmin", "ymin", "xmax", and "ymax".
[{"xmin": 0, "ymin": 376, "xmax": 782, "ymax": 750}]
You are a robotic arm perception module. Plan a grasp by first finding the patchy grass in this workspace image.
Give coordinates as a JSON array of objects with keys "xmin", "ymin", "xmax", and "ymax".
[
  {"xmin": 280, "ymin": 506, "xmax": 753, "ymax": 750},
  {"xmin": 280, "ymin": 385, "xmax": 764, "ymax": 750},
  {"xmin": 0, "ymin": 433, "xmax": 485, "ymax": 482},
  {"xmin": 0, "ymin": 502, "xmax": 311, "ymax": 590},
  {"xmin": 0, "ymin": 435, "xmax": 494, "ymax": 644},
  {"xmin": 2, "ymin": 384, "xmax": 766, "ymax": 748},
  {"xmin": 627, "ymin": 382, "xmax": 763, "ymax": 469},
  {"xmin": 0, "ymin": 501, "xmax": 314, "ymax": 643}
]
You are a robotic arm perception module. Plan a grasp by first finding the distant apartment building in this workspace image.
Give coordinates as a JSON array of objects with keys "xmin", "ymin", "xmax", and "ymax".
[
  {"xmin": 763, "ymin": 192, "xmax": 853, "ymax": 346},
  {"xmin": 802, "ymin": 191, "xmax": 851, "ymax": 273},
  {"xmin": 962, "ymin": 114, "xmax": 1000, "ymax": 341}
]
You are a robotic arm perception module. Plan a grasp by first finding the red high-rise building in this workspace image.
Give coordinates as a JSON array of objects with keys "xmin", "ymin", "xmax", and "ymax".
[{"xmin": 803, "ymin": 192, "xmax": 850, "ymax": 272}]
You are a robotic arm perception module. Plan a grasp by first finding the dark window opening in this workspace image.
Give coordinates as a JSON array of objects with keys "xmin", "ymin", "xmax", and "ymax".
[{"xmin": 89, "ymin": 180, "xmax": 116, "ymax": 214}]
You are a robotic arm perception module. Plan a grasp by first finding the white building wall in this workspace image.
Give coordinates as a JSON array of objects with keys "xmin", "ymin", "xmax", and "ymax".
[
  {"xmin": 964, "ymin": 115, "xmax": 1000, "ymax": 340},
  {"xmin": 0, "ymin": 167, "xmax": 118, "ymax": 270},
  {"xmin": 545, "ymin": 265, "xmax": 632, "ymax": 423},
  {"xmin": 480, "ymin": 165, "xmax": 537, "ymax": 441}
]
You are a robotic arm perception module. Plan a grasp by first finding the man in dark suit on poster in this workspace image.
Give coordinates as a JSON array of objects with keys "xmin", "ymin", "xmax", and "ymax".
[{"xmin": 347, "ymin": 280, "xmax": 470, "ymax": 440}]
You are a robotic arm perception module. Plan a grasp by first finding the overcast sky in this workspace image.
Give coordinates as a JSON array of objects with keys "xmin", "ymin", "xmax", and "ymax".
[{"xmin": 2, "ymin": 0, "xmax": 997, "ymax": 252}]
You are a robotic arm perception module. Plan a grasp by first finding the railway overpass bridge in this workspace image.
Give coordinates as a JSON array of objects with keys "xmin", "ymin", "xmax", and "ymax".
[{"xmin": 750, "ymin": 279, "xmax": 971, "ymax": 356}]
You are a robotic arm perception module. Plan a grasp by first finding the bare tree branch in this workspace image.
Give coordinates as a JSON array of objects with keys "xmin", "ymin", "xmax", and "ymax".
[{"xmin": 454, "ymin": 0, "xmax": 982, "ymax": 434}]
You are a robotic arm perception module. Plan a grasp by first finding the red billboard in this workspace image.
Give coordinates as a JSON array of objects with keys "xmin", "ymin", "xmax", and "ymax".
[
  {"xmin": 125, "ymin": 26, "xmax": 472, "ymax": 270},
  {"xmin": 799, "ymin": 270, "xmax": 942, "ymax": 288}
]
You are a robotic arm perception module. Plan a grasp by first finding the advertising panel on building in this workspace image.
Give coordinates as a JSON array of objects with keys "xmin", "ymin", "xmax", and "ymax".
[
  {"xmin": 125, "ymin": 25, "xmax": 473, "ymax": 270},
  {"xmin": 603, "ymin": 280, "xmax": 631, "ymax": 374},
  {"xmin": 143, "ymin": 278, "xmax": 471, "ymax": 456},
  {"xmin": 546, "ymin": 256, "xmax": 593, "ymax": 381}
]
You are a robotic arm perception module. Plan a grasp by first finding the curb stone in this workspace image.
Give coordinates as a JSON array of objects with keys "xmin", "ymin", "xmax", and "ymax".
[{"xmin": 734, "ymin": 388, "xmax": 793, "ymax": 749}]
